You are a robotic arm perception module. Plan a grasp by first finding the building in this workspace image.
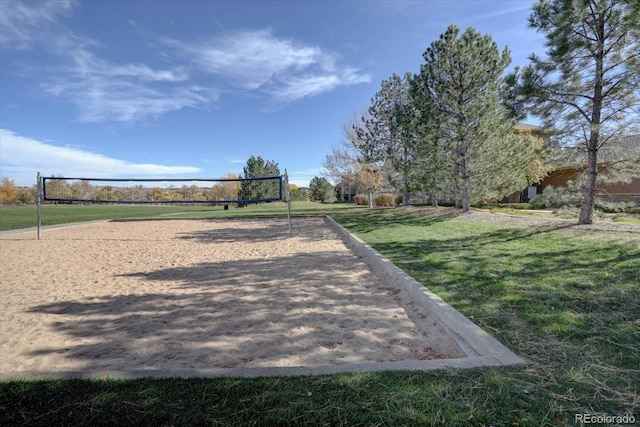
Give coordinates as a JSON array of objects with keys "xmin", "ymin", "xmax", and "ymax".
[{"xmin": 539, "ymin": 134, "xmax": 640, "ymax": 203}]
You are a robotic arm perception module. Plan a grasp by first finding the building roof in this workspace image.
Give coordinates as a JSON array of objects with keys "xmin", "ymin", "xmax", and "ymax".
[
  {"xmin": 599, "ymin": 134, "xmax": 640, "ymax": 162},
  {"xmin": 554, "ymin": 134, "xmax": 640, "ymax": 168},
  {"xmin": 514, "ymin": 123, "xmax": 555, "ymax": 134}
]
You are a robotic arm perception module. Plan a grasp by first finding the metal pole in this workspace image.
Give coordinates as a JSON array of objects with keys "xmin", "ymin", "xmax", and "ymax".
[
  {"xmin": 36, "ymin": 172, "xmax": 42, "ymax": 240},
  {"xmin": 284, "ymin": 169, "xmax": 292, "ymax": 236}
]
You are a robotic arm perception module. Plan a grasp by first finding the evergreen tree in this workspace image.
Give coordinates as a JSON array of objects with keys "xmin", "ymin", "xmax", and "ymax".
[
  {"xmin": 309, "ymin": 176, "xmax": 334, "ymax": 202},
  {"xmin": 413, "ymin": 25, "xmax": 536, "ymax": 211},
  {"xmin": 238, "ymin": 156, "xmax": 281, "ymax": 204},
  {"xmin": 521, "ymin": 0, "xmax": 640, "ymax": 224},
  {"xmin": 359, "ymin": 73, "xmax": 420, "ymax": 205}
]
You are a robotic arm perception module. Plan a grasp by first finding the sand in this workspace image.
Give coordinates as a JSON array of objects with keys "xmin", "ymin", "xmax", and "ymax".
[{"xmin": 0, "ymin": 217, "xmax": 464, "ymax": 377}]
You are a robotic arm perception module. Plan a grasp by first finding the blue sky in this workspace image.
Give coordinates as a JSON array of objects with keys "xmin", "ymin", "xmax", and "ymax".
[{"xmin": 1, "ymin": 0, "xmax": 546, "ymax": 187}]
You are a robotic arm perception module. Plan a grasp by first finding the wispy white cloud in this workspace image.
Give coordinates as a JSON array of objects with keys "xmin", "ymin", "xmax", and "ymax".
[
  {"xmin": 467, "ymin": 3, "xmax": 533, "ymax": 24},
  {"xmin": 43, "ymin": 68, "xmax": 214, "ymax": 122},
  {"xmin": 0, "ymin": 0, "xmax": 76, "ymax": 50},
  {"xmin": 3, "ymin": 4, "xmax": 369, "ymax": 122},
  {"xmin": 172, "ymin": 29, "xmax": 323, "ymax": 89},
  {"xmin": 266, "ymin": 67, "xmax": 371, "ymax": 103},
  {"xmin": 65, "ymin": 46, "xmax": 190, "ymax": 83},
  {"xmin": 0, "ymin": 129, "xmax": 201, "ymax": 186},
  {"xmin": 229, "ymin": 158, "xmax": 249, "ymax": 165},
  {"xmin": 41, "ymin": 36, "xmax": 218, "ymax": 122},
  {"xmin": 165, "ymin": 29, "xmax": 371, "ymax": 104},
  {"xmin": 2, "ymin": 1, "xmax": 217, "ymax": 123}
]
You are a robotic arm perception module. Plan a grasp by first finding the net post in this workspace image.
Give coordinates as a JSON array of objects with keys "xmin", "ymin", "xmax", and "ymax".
[
  {"xmin": 36, "ymin": 172, "xmax": 42, "ymax": 240},
  {"xmin": 284, "ymin": 169, "xmax": 292, "ymax": 236}
]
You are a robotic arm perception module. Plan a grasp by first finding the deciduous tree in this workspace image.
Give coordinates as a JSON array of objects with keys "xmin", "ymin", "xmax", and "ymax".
[
  {"xmin": 212, "ymin": 173, "xmax": 242, "ymax": 201},
  {"xmin": 357, "ymin": 164, "xmax": 383, "ymax": 208},
  {"xmin": 288, "ymin": 184, "xmax": 309, "ymax": 201},
  {"xmin": 0, "ymin": 177, "xmax": 18, "ymax": 204},
  {"xmin": 322, "ymin": 116, "xmax": 364, "ymax": 201}
]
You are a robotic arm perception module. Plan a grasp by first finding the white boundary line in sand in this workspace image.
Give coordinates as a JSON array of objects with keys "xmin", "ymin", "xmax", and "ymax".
[{"xmin": 1, "ymin": 215, "xmax": 525, "ymax": 380}]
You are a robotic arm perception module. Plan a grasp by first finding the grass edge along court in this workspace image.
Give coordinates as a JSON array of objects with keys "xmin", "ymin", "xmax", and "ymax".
[
  {"xmin": 0, "ymin": 201, "xmax": 355, "ymax": 232},
  {"xmin": 1, "ymin": 206, "xmax": 639, "ymax": 426}
]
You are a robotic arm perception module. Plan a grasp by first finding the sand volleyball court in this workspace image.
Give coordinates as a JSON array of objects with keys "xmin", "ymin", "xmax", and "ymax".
[{"xmin": 0, "ymin": 217, "xmax": 464, "ymax": 378}]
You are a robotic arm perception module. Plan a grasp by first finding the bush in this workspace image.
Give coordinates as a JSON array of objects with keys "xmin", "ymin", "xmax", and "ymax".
[
  {"xmin": 289, "ymin": 188, "xmax": 309, "ymax": 201},
  {"xmin": 529, "ymin": 186, "xmax": 575, "ymax": 209},
  {"xmin": 354, "ymin": 194, "xmax": 368, "ymax": 206},
  {"xmin": 478, "ymin": 203, "xmax": 532, "ymax": 210},
  {"xmin": 528, "ymin": 195, "xmax": 546, "ymax": 209},
  {"xmin": 374, "ymin": 194, "xmax": 395, "ymax": 207},
  {"xmin": 595, "ymin": 200, "xmax": 639, "ymax": 213},
  {"xmin": 395, "ymin": 195, "xmax": 404, "ymax": 207},
  {"xmin": 499, "ymin": 203, "xmax": 532, "ymax": 210}
]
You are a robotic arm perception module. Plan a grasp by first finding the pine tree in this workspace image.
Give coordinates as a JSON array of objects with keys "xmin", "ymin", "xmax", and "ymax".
[
  {"xmin": 413, "ymin": 25, "xmax": 536, "ymax": 211},
  {"xmin": 308, "ymin": 176, "xmax": 333, "ymax": 203},
  {"xmin": 521, "ymin": 0, "xmax": 640, "ymax": 224},
  {"xmin": 238, "ymin": 156, "xmax": 281, "ymax": 204},
  {"xmin": 360, "ymin": 72, "xmax": 420, "ymax": 205}
]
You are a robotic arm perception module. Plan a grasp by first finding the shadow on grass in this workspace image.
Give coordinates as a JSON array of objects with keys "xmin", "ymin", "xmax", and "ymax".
[
  {"xmin": 0, "ymin": 367, "xmax": 547, "ymax": 426},
  {"xmin": 366, "ymin": 223, "xmax": 640, "ymax": 367},
  {"xmin": 330, "ymin": 207, "xmax": 460, "ymax": 235}
]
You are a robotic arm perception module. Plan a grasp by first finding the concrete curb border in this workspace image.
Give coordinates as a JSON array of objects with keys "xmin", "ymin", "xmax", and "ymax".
[
  {"xmin": 324, "ymin": 215, "xmax": 526, "ymax": 368},
  {"xmin": 1, "ymin": 356, "xmax": 512, "ymax": 381}
]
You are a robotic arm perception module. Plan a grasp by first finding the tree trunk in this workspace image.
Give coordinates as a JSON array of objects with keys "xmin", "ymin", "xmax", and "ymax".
[
  {"xmin": 579, "ymin": 14, "xmax": 605, "ymax": 225},
  {"xmin": 579, "ymin": 148, "xmax": 598, "ymax": 224},
  {"xmin": 429, "ymin": 173, "xmax": 438, "ymax": 206},
  {"xmin": 461, "ymin": 187, "xmax": 471, "ymax": 212},
  {"xmin": 461, "ymin": 166, "xmax": 471, "ymax": 212},
  {"xmin": 368, "ymin": 191, "xmax": 373, "ymax": 208}
]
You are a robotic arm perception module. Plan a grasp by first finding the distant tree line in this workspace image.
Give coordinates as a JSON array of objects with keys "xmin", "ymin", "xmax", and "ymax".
[
  {"xmin": 0, "ymin": 178, "xmax": 36, "ymax": 205},
  {"xmin": 0, "ymin": 156, "xmax": 288, "ymax": 205}
]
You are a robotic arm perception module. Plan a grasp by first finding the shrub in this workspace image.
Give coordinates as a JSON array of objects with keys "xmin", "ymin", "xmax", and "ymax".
[
  {"xmin": 499, "ymin": 203, "xmax": 531, "ymax": 210},
  {"xmin": 530, "ymin": 186, "xmax": 575, "ymax": 209},
  {"xmin": 374, "ymin": 194, "xmax": 395, "ymax": 207},
  {"xmin": 529, "ymin": 195, "xmax": 546, "ymax": 209},
  {"xmin": 595, "ymin": 200, "xmax": 639, "ymax": 213},
  {"xmin": 354, "ymin": 194, "xmax": 369, "ymax": 206}
]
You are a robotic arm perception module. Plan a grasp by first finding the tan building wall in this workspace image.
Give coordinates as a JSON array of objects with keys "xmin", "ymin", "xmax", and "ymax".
[{"xmin": 541, "ymin": 163, "xmax": 640, "ymax": 201}]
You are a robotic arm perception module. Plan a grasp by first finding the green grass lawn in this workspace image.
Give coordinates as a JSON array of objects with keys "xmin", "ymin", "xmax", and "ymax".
[
  {"xmin": 1, "ymin": 207, "xmax": 638, "ymax": 426},
  {"xmin": 0, "ymin": 201, "xmax": 358, "ymax": 231}
]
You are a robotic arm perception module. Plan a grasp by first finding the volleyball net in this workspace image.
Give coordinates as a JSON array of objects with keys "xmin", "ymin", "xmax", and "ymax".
[
  {"xmin": 41, "ymin": 175, "xmax": 283, "ymax": 204},
  {"xmin": 36, "ymin": 172, "xmax": 292, "ymax": 238}
]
